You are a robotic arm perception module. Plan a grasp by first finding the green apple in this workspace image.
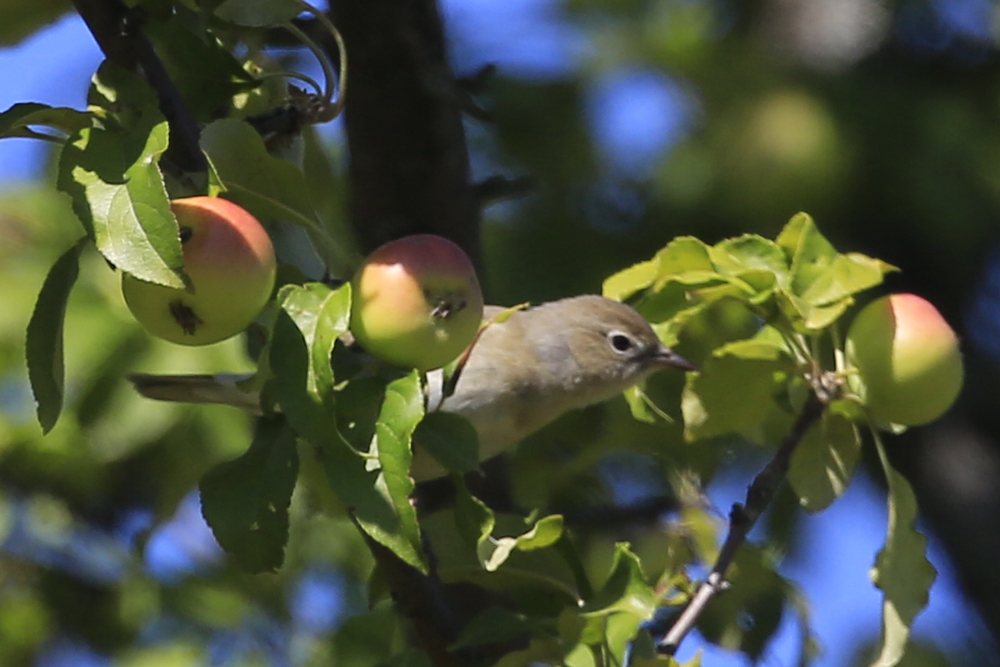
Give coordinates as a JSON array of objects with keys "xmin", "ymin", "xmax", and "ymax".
[
  {"xmin": 845, "ymin": 293, "xmax": 963, "ymax": 426},
  {"xmin": 350, "ymin": 234, "xmax": 484, "ymax": 371},
  {"xmin": 122, "ymin": 197, "xmax": 277, "ymax": 346}
]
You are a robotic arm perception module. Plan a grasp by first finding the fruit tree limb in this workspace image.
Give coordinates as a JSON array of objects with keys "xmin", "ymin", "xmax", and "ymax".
[
  {"xmin": 329, "ymin": 0, "xmax": 482, "ymax": 261},
  {"xmin": 659, "ymin": 390, "xmax": 828, "ymax": 654},
  {"xmin": 72, "ymin": 0, "xmax": 207, "ymax": 175}
]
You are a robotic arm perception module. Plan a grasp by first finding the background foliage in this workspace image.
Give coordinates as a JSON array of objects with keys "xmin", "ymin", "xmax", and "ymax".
[{"xmin": 2, "ymin": 1, "xmax": 1000, "ymax": 666}]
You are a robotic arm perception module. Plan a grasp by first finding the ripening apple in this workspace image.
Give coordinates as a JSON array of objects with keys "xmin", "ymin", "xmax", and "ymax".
[
  {"xmin": 122, "ymin": 197, "xmax": 277, "ymax": 346},
  {"xmin": 350, "ymin": 234, "xmax": 483, "ymax": 371},
  {"xmin": 845, "ymin": 293, "xmax": 963, "ymax": 426}
]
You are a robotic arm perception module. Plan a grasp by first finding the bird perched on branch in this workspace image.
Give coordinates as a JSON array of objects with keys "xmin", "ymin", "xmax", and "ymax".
[{"xmin": 130, "ymin": 295, "xmax": 695, "ymax": 479}]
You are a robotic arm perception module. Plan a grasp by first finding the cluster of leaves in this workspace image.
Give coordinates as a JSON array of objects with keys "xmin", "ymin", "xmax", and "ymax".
[{"xmin": 607, "ymin": 213, "xmax": 937, "ymax": 666}]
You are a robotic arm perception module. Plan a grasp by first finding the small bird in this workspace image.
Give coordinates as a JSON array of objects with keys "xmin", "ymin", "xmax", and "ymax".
[{"xmin": 129, "ymin": 295, "xmax": 695, "ymax": 479}]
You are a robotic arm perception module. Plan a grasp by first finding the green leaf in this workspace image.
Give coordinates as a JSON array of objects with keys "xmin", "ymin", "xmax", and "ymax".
[
  {"xmin": 454, "ymin": 475, "xmax": 495, "ymax": 550},
  {"xmin": 655, "ymin": 236, "xmax": 716, "ymax": 276},
  {"xmin": 622, "ymin": 384, "xmax": 672, "ymax": 424},
  {"xmin": 776, "ymin": 212, "xmax": 837, "ymax": 290},
  {"xmin": 199, "ymin": 415, "xmax": 299, "ymax": 573},
  {"xmin": 572, "ymin": 545, "xmax": 657, "ymax": 666},
  {"xmin": 142, "ymin": 15, "xmax": 259, "ymax": 122},
  {"xmin": 25, "ymin": 238, "xmax": 86, "ymax": 433},
  {"xmin": 797, "ymin": 252, "xmax": 896, "ymax": 307},
  {"xmin": 214, "ymin": 0, "xmax": 303, "ymax": 26},
  {"xmin": 788, "ymin": 406, "xmax": 861, "ymax": 512},
  {"xmin": 412, "ymin": 411, "xmax": 480, "ymax": 476},
  {"xmin": 269, "ymin": 284, "xmax": 426, "ymax": 569},
  {"xmin": 479, "ymin": 514, "xmax": 565, "ymax": 572},
  {"xmin": 57, "ymin": 66, "xmax": 183, "ymax": 288},
  {"xmin": 368, "ymin": 371, "xmax": 426, "ymax": 566},
  {"xmin": 268, "ymin": 284, "xmax": 426, "ymax": 567},
  {"xmin": 602, "ymin": 258, "xmax": 658, "ymax": 301},
  {"xmin": 869, "ymin": 441, "xmax": 937, "ymax": 667},
  {"xmin": 709, "ymin": 234, "xmax": 788, "ymax": 282},
  {"xmin": 581, "ymin": 544, "xmax": 656, "ymax": 617},
  {"xmin": 201, "ymin": 119, "xmax": 349, "ymax": 275},
  {"xmin": 268, "ymin": 283, "xmax": 350, "ymax": 445},
  {"xmin": 774, "ymin": 212, "xmax": 895, "ymax": 330},
  {"xmin": 681, "ymin": 337, "xmax": 794, "ymax": 442},
  {"xmin": 0, "ymin": 102, "xmax": 92, "ymax": 139},
  {"xmin": 0, "ymin": 0, "xmax": 71, "ymax": 47},
  {"xmin": 280, "ymin": 282, "xmax": 350, "ymax": 398}
]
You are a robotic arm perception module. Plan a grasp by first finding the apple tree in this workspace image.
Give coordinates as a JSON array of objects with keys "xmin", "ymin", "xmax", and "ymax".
[{"xmin": 1, "ymin": 1, "xmax": 996, "ymax": 666}]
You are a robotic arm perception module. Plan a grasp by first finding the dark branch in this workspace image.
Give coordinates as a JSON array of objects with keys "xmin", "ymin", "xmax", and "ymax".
[
  {"xmin": 330, "ymin": 0, "xmax": 481, "ymax": 262},
  {"xmin": 659, "ymin": 390, "xmax": 828, "ymax": 654},
  {"xmin": 361, "ymin": 532, "xmax": 473, "ymax": 667},
  {"xmin": 72, "ymin": 0, "xmax": 206, "ymax": 175}
]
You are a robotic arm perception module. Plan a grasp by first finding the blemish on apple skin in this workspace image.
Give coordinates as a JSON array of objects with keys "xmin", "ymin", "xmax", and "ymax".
[
  {"xmin": 170, "ymin": 299, "xmax": 203, "ymax": 335},
  {"xmin": 430, "ymin": 293, "xmax": 468, "ymax": 320}
]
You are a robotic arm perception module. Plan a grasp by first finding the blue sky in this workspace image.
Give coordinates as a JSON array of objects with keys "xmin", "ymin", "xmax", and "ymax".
[{"xmin": 0, "ymin": 3, "xmax": 993, "ymax": 666}]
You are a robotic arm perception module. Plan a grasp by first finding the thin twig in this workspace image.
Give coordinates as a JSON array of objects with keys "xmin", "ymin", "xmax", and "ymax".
[{"xmin": 659, "ymin": 390, "xmax": 828, "ymax": 654}]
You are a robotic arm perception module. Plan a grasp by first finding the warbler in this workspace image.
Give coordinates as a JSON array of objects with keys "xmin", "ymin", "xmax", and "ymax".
[{"xmin": 129, "ymin": 295, "xmax": 695, "ymax": 479}]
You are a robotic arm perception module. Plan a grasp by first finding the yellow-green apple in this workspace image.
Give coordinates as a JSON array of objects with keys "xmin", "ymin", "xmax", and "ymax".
[
  {"xmin": 122, "ymin": 197, "xmax": 277, "ymax": 346},
  {"xmin": 350, "ymin": 234, "xmax": 483, "ymax": 371},
  {"xmin": 846, "ymin": 293, "xmax": 963, "ymax": 426}
]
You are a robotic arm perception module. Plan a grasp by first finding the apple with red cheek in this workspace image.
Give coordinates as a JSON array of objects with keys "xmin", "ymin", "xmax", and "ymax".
[
  {"xmin": 350, "ymin": 234, "xmax": 484, "ymax": 371},
  {"xmin": 845, "ymin": 293, "xmax": 963, "ymax": 426},
  {"xmin": 122, "ymin": 197, "xmax": 277, "ymax": 346}
]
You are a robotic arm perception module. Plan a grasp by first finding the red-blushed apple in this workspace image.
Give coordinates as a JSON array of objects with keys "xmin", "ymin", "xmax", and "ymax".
[
  {"xmin": 122, "ymin": 197, "xmax": 277, "ymax": 346},
  {"xmin": 845, "ymin": 293, "xmax": 963, "ymax": 426},
  {"xmin": 350, "ymin": 234, "xmax": 484, "ymax": 371}
]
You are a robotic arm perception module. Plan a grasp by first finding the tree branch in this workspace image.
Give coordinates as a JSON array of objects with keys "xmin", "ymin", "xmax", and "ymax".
[
  {"xmin": 330, "ymin": 0, "xmax": 481, "ymax": 262},
  {"xmin": 659, "ymin": 390, "xmax": 828, "ymax": 654},
  {"xmin": 72, "ymin": 0, "xmax": 206, "ymax": 175}
]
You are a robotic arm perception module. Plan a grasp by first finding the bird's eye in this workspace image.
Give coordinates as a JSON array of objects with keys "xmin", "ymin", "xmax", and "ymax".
[{"xmin": 608, "ymin": 331, "xmax": 634, "ymax": 353}]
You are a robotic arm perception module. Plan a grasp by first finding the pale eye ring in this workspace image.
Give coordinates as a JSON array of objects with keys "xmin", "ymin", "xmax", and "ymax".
[{"xmin": 608, "ymin": 331, "xmax": 634, "ymax": 354}]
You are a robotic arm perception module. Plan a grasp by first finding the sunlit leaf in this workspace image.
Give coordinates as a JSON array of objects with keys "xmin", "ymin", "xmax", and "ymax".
[
  {"xmin": 270, "ymin": 282, "xmax": 350, "ymax": 445},
  {"xmin": 25, "ymin": 238, "xmax": 86, "ymax": 433},
  {"xmin": 655, "ymin": 236, "xmax": 716, "ymax": 277},
  {"xmin": 200, "ymin": 415, "xmax": 299, "ymax": 573},
  {"xmin": 709, "ymin": 234, "xmax": 787, "ymax": 280},
  {"xmin": 57, "ymin": 65, "xmax": 183, "ymax": 288},
  {"xmin": 797, "ymin": 252, "xmax": 896, "ymax": 307},
  {"xmin": 279, "ymin": 282, "xmax": 350, "ymax": 400},
  {"xmin": 368, "ymin": 372, "xmax": 425, "ymax": 568},
  {"xmin": 603, "ymin": 257, "xmax": 658, "ymax": 301},
  {"xmin": 479, "ymin": 514, "xmax": 564, "ymax": 572}
]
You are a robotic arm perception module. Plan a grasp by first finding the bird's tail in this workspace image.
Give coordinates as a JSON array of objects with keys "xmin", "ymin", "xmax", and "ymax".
[{"xmin": 128, "ymin": 373, "xmax": 262, "ymax": 413}]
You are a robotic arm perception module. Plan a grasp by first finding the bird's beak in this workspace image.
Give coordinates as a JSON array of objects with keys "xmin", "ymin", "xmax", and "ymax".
[{"xmin": 654, "ymin": 345, "xmax": 698, "ymax": 372}]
